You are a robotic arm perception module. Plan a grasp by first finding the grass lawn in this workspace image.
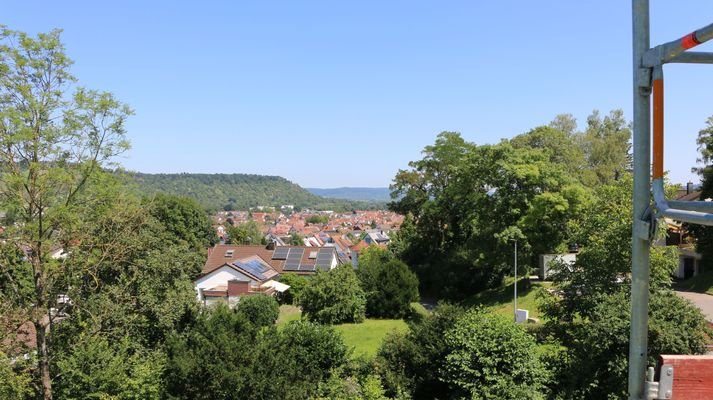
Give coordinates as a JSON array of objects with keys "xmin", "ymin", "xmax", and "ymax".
[
  {"xmin": 335, "ymin": 319, "xmax": 408, "ymax": 359},
  {"xmin": 673, "ymin": 270, "xmax": 713, "ymax": 295},
  {"xmin": 276, "ymin": 304, "xmax": 302, "ymax": 327},
  {"xmin": 463, "ymin": 277, "xmax": 551, "ymax": 320},
  {"xmin": 277, "ymin": 306, "xmax": 409, "ymax": 359}
]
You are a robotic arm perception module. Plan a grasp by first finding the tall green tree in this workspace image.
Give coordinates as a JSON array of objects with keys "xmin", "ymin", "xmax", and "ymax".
[
  {"xmin": 145, "ymin": 193, "xmax": 217, "ymax": 253},
  {"xmin": 357, "ymin": 246, "xmax": 419, "ymax": 318},
  {"xmin": 300, "ymin": 265, "xmax": 366, "ymax": 324},
  {"xmin": 226, "ymin": 220, "xmax": 264, "ymax": 245},
  {"xmin": 0, "ymin": 27, "xmax": 132, "ymax": 399},
  {"xmin": 390, "ymin": 132, "xmax": 582, "ymax": 298},
  {"xmin": 579, "ymin": 109, "xmax": 632, "ymax": 185},
  {"xmin": 690, "ymin": 116, "xmax": 713, "ymax": 271}
]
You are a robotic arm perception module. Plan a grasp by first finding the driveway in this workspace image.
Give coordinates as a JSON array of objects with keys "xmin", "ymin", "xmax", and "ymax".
[{"xmin": 675, "ymin": 290, "xmax": 713, "ymax": 323}]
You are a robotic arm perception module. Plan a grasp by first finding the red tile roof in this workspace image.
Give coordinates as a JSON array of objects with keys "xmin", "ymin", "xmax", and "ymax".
[{"xmin": 203, "ymin": 244, "xmax": 336, "ymax": 275}]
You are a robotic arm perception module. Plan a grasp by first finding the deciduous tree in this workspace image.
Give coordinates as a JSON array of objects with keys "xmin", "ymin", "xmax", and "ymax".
[{"xmin": 0, "ymin": 27, "xmax": 132, "ymax": 399}]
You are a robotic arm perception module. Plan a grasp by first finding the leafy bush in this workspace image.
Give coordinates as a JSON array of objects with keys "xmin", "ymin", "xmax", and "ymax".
[
  {"xmin": 359, "ymin": 257, "xmax": 419, "ymax": 319},
  {"xmin": 276, "ymin": 273, "xmax": 309, "ymax": 305},
  {"xmin": 300, "ymin": 265, "xmax": 366, "ymax": 324},
  {"xmin": 236, "ymin": 294, "xmax": 279, "ymax": 327},
  {"xmin": 442, "ymin": 308, "xmax": 549, "ymax": 399}
]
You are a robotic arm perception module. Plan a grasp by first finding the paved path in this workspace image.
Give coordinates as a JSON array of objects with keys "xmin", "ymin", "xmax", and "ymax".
[{"xmin": 675, "ymin": 290, "xmax": 713, "ymax": 323}]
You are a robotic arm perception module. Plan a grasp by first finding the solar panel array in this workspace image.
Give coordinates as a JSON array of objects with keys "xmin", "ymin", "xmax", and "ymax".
[
  {"xmin": 315, "ymin": 248, "xmax": 334, "ymax": 271},
  {"xmin": 284, "ymin": 248, "xmax": 305, "ymax": 271},
  {"xmin": 272, "ymin": 247, "xmax": 289, "ymax": 260},
  {"xmin": 298, "ymin": 264, "xmax": 316, "ymax": 272},
  {"xmin": 234, "ymin": 259, "xmax": 270, "ymax": 280}
]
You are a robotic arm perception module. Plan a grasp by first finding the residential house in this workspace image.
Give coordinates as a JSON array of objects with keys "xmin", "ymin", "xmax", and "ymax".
[
  {"xmin": 195, "ymin": 244, "xmax": 341, "ymax": 306},
  {"xmin": 364, "ymin": 230, "xmax": 390, "ymax": 246}
]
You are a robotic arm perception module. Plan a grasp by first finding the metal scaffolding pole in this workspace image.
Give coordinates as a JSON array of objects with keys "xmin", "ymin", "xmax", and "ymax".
[{"xmin": 629, "ymin": 1, "xmax": 651, "ymax": 399}]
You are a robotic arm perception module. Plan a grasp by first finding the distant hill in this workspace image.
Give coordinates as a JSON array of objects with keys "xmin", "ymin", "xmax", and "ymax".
[
  {"xmin": 125, "ymin": 173, "xmax": 385, "ymax": 211},
  {"xmin": 306, "ymin": 187, "xmax": 392, "ymax": 202}
]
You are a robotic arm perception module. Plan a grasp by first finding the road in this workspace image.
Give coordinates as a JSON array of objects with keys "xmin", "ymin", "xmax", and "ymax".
[{"xmin": 675, "ymin": 290, "xmax": 713, "ymax": 323}]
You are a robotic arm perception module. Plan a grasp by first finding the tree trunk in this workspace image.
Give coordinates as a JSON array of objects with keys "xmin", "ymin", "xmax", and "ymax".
[{"xmin": 35, "ymin": 318, "xmax": 53, "ymax": 400}]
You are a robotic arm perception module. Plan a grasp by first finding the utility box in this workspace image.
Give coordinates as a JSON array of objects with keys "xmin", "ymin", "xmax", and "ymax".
[
  {"xmin": 539, "ymin": 253, "xmax": 577, "ymax": 280},
  {"xmin": 515, "ymin": 309, "xmax": 529, "ymax": 324}
]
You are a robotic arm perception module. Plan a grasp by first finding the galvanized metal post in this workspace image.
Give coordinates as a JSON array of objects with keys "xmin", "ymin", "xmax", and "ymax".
[{"xmin": 629, "ymin": 1, "xmax": 651, "ymax": 399}]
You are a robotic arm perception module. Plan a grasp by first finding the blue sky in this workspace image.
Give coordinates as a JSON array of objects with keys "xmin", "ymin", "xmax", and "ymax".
[{"xmin": 5, "ymin": 1, "xmax": 713, "ymax": 187}]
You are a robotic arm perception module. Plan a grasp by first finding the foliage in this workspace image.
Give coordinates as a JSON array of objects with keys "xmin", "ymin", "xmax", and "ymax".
[
  {"xmin": 128, "ymin": 172, "xmax": 383, "ymax": 212},
  {"xmin": 0, "ymin": 26, "xmax": 132, "ymax": 399},
  {"xmin": 300, "ymin": 265, "xmax": 366, "ymax": 324},
  {"xmin": 542, "ymin": 175, "xmax": 677, "ymax": 320},
  {"xmin": 236, "ymin": 294, "xmax": 279, "ymax": 328},
  {"xmin": 163, "ymin": 304, "xmax": 256, "ymax": 400},
  {"xmin": 376, "ymin": 303, "xmax": 465, "ymax": 399},
  {"xmin": 358, "ymin": 253, "xmax": 419, "ymax": 318},
  {"xmin": 544, "ymin": 290, "xmax": 710, "ymax": 399},
  {"xmin": 579, "ymin": 109, "xmax": 632, "ymax": 185},
  {"xmin": 144, "ymin": 192, "xmax": 217, "ymax": 252},
  {"xmin": 307, "ymin": 214, "xmax": 330, "ymax": 225},
  {"xmin": 441, "ymin": 308, "xmax": 549, "ymax": 399},
  {"xmin": 289, "ymin": 232, "xmax": 304, "ymax": 246},
  {"xmin": 54, "ymin": 336, "xmax": 164, "ymax": 400},
  {"xmin": 691, "ymin": 116, "xmax": 713, "ymax": 272},
  {"xmin": 0, "ymin": 353, "xmax": 34, "ymax": 400},
  {"xmin": 389, "ymin": 132, "xmax": 584, "ymax": 299},
  {"xmin": 226, "ymin": 220, "xmax": 264, "ymax": 245},
  {"xmin": 250, "ymin": 321, "xmax": 349, "ymax": 400},
  {"xmin": 276, "ymin": 273, "xmax": 309, "ymax": 305}
]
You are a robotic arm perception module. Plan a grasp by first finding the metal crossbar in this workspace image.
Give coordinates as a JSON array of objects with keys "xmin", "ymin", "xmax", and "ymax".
[{"xmin": 630, "ymin": 2, "xmax": 713, "ymax": 398}]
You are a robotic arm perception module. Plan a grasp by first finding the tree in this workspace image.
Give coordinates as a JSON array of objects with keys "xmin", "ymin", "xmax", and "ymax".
[
  {"xmin": 249, "ymin": 321, "xmax": 349, "ymax": 399},
  {"xmin": 690, "ymin": 116, "xmax": 713, "ymax": 271},
  {"xmin": 376, "ymin": 303, "xmax": 465, "ymax": 399},
  {"xmin": 390, "ymin": 132, "xmax": 581, "ymax": 298},
  {"xmin": 226, "ymin": 220, "xmax": 264, "ymax": 245},
  {"xmin": 442, "ymin": 308, "xmax": 549, "ymax": 399},
  {"xmin": 549, "ymin": 113, "xmax": 578, "ymax": 137},
  {"xmin": 537, "ymin": 175, "xmax": 710, "ymax": 398},
  {"xmin": 300, "ymin": 265, "xmax": 366, "ymax": 324},
  {"xmin": 236, "ymin": 294, "xmax": 279, "ymax": 328},
  {"xmin": 357, "ymin": 247, "xmax": 419, "ymax": 318},
  {"xmin": 544, "ymin": 290, "xmax": 710, "ymax": 399},
  {"xmin": 0, "ymin": 27, "xmax": 132, "ymax": 399},
  {"xmin": 276, "ymin": 273, "xmax": 308, "ymax": 305},
  {"xmin": 579, "ymin": 109, "xmax": 632, "ymax": 185},
  {"xmin": 289, "ymin": 232, "xmax": 304, "ymax": 246},
  {"xmin": 164, "ymin": 304, "xmax": 257, "ymax": 400},
  {"xmin": 144, "ymin": 193, "xmax": 217, "ymax": 252}
]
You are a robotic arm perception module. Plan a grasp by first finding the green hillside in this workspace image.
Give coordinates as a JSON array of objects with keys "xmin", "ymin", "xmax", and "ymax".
[{"xmin": 126, "ymin": 172, "xmax": 383, "ymax": 211}]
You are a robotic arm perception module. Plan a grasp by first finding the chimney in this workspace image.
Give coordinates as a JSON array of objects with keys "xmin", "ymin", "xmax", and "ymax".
[
  {"xmin": 228, "ymin": 279, "xmax": 250, "ymax": 296},
  {"xmin": 687, "ymin": 181, "xmax": 694, "ymax": 194}
]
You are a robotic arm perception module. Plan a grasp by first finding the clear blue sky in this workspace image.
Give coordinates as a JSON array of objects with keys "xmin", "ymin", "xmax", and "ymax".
[{"xmin": 5, "ymin": 1, "xmax": 713, "ymax": 187}]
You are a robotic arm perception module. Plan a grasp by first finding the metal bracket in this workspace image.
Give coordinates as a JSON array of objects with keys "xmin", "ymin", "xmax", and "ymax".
[
  {"xmin": 637, "ymin": 67, "xmax": 653, "ymax": 95},
  {"xmin": 635, "ymin": 206, "xmax": 657, "ymax": 242},
  {"xmin": 645, "ymin": 365, "xmax": 674, "ymax": 399}
]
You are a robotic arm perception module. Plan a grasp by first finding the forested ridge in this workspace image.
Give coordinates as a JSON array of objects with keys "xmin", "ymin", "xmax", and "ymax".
[{"xmin": 126, "ymin": 172, "xmax": 385, "ymax": 211}]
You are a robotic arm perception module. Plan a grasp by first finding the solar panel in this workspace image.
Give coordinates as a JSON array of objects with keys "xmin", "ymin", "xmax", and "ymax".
[
  {"xmin": 272, "ymin": 247, "xmax": 289, "ymax": 260},
  {"xmin": 314, "ymin": 248, "xmax": 334, "ymax": 270},
  {"xmin": 234, "ymin": 259, "xmax": 269, "ymax": 280},
  {"xmin": 286, "ymin": 248, "xmax": 304, "ymax": 261},
  {"xmin": 299, "ymin": 264, "xmax": 316, "ymax": 272},
  {"xmin": 284, "ymin": 259, "xmax": 301, "ymax": 270},
  {"xmin": 283, "ymin": 263, "xmax": 299, "ymax": 271}
]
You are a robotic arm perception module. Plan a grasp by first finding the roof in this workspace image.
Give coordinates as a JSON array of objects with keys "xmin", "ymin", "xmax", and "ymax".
[{"xmin": 203, "ymin": 244, "xmax": 338, "ymax": 275}]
